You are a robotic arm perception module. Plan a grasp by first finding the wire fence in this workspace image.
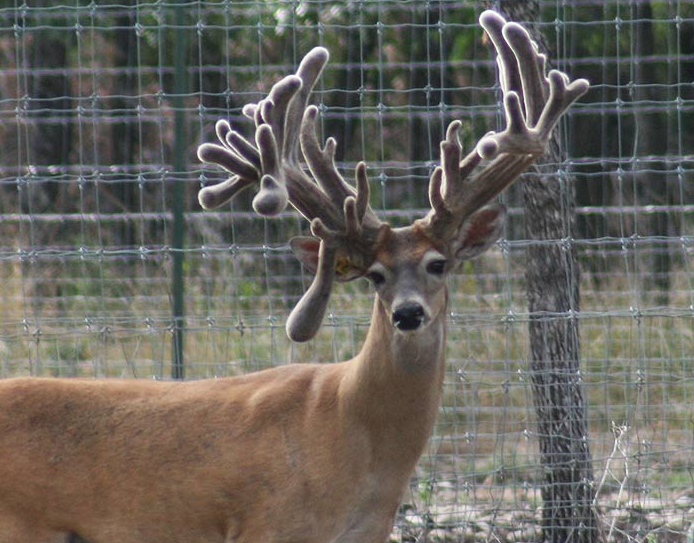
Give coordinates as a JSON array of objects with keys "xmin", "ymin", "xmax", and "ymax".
[{"xmin": 1, "ymin": 1, "xmax": 693, "ymax": 541}]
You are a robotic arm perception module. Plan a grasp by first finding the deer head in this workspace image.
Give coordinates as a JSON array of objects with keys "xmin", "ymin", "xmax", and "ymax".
[{"xmin": 197, "ymin": 10, "xmax": 589, "ymax": 342}]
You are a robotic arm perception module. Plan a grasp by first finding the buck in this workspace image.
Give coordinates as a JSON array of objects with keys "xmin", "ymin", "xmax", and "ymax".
[{"xmin": 0, "ymin": 11, "xmax": 587, "ymax": 543}]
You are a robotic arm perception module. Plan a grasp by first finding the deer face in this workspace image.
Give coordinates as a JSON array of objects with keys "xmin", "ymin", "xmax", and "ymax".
[
  {"xmin": 334, "ymin": 203, "xmax": 504, "ymax": 334},
  {"xmin": 364, "ymin": 229, "xmax": 448, "ymax": 333}
]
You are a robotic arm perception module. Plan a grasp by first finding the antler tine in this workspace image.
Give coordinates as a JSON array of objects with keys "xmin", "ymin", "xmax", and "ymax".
[
  {"xmin": 418, "ymin": 10, "xmax": 589, "ymax": 244},
  {"xmin": 480, "ymin": 12, "xmax": 524, "ymax": 102},
  {"xmin": 283, "ymin": 47, "xmax": 330, "ymax": 161},
  {"xmin": 500, "ymin": 22, "xmax": 548, "ymax": 126},
  {"xmin": 536, "ymin": 70, "xmax": 590, "ymax": 140},
  {"xmin": 481, "ymin": 12, "xmax": 549, "ymax": 126}
]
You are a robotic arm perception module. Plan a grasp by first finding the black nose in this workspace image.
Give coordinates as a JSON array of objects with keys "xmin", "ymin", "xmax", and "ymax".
[{"xmin": 392, "ymin": 303, "xmax": 425, "ymax": 331}]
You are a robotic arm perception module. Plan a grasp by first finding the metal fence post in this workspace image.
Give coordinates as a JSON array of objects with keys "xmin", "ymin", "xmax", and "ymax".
[{"xmin": 171, "ymin": 1, "xmax": 187, "ymax": 380}]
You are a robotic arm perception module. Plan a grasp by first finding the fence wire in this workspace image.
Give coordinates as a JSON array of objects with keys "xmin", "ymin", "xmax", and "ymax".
[{"xmin": 1, "ymin": 1, "xmax": 693, "ymax": 541}]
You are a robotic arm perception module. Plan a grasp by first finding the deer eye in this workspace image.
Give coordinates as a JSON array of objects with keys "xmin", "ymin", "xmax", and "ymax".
[
  {"xmin": 365, "ymin": 271, "xmax": 385, "ymax": 287},
  {"xmin": 426, "ymin": 259, "xmax": 447, "ymax": 276}
]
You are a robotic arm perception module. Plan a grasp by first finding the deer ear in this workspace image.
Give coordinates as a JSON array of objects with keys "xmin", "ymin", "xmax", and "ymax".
[
  {"xmin": 290, "ymin": 236, "xmax": 321, "ymax": 274},
  {"xmin": 451, "ymin": 204, "xmax": 506, "ymax": 261},
  {"xmin": 289, "ymin": 237, "xmax": 364, "ymax": 282}
]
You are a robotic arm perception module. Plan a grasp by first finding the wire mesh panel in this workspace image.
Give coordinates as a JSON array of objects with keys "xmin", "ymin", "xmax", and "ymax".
[{"xmin": 0, "ymin": 1, "xmax": 693, "ymax": 541}]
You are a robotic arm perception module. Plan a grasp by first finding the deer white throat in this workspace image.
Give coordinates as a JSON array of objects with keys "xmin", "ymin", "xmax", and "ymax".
[{"xmin": 390, "ymin": 313, "xmax": 446, "ymax": 373}]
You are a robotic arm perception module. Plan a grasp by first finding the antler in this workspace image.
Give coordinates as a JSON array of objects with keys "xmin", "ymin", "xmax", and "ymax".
[
  {"xmin": 416, "ymin": 10, "xmax": 589, "ymax": 245},
  {"xmin": 197, "ymin": 11, "xmax": 588, "ymax": 342},
  {"xmin": 197, "ymin": 47, "xmax": 385, "ymax": 342}
]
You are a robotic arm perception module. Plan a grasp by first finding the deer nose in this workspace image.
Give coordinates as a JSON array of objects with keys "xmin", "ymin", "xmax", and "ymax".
[{"xmin": 392, "ymin": 303, "xmax": 425, "ymax": 331}]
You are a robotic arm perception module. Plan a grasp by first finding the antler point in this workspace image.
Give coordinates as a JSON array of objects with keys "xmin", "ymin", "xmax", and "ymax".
[
  {"xmin": 502, "ymin": 21, "xmax": 530, "ymax": 41},
  {"xmin": 479, "ymin": 10, "xmax": 506, "ymax": 30},
  {"xmin": 214, "ymin": 119, "xmax": 231, "ymax": 144},
  {"xmin": 242, "ymin": 103, "xmax": 257, "ymax": 119},
  {"xmin": 309, "ymin": 46, "xmax": 329, "ymax": 61},
  {"xmin": 198, "ymin": 186, "xmax": 217, "ymax": 210},
  {"xmin": 446, "ymin": 120, "xmax": 462, "ymax": 140},
  {"xmin": 196, "ymin": 143, "xmax": 211, "ymax": 163}
]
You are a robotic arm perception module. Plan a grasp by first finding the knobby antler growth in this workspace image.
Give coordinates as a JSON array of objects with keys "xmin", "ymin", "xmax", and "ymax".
[{"xmin": 198, "ymin": 10, "xmax": 589, "ymax": 342}]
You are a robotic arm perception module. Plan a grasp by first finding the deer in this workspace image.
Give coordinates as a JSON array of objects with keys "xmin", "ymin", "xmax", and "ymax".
[{"xmin": 0, "ymin": 11, "xmax": 587, "ymax": 543}]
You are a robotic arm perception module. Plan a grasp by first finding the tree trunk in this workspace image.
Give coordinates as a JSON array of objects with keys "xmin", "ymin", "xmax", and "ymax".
[
  {"xmin": 524, "ymin": 144, "xmax": 600, "ymax": 543},
  {"xmin": 495, "ymin": 3, "xmax": 601, "ymax": 542}
]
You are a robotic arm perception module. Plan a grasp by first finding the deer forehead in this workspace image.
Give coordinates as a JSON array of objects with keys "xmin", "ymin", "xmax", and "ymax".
[{"xmin": 371, "ymin": 227, "xmax": 445, "ymax": 269}]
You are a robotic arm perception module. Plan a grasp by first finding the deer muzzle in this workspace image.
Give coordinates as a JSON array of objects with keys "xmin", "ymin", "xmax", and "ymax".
[{"xmin": 392, "ymin": 302, "xmax": 426, "ymax": 331}]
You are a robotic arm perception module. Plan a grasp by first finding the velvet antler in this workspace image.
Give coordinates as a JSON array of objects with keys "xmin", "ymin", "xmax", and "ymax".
[
  {"xmin": 197, "ymin": 48, "xmax": 384, "ymax": 342},
  {"xmin": 416, "ymin": 11, "xmax": 589, "ymax": 245},
  {"xmin": 197, "ymin": 11, "xmax": 589, "ymax": 342}
]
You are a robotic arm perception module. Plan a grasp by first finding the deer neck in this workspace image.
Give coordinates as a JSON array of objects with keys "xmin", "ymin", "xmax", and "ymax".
[
  {"xmin": 339, "ymin": 293, "xmax": 447, "ymax": 462},
  {"xmin": 364, "ymin": 296, "xmax": 446, "ymax": 376}
]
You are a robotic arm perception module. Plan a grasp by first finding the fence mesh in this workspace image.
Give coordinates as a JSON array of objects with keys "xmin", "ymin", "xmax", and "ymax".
[{"xmin": 1, "ymin": 1, "xmax": 693, "ymax": 541}]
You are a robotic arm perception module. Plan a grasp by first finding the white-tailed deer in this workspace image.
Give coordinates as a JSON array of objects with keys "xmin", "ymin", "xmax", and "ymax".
[{"xmin": 0, "ymin": 12, "xmax": 587, "ymax": 543}]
